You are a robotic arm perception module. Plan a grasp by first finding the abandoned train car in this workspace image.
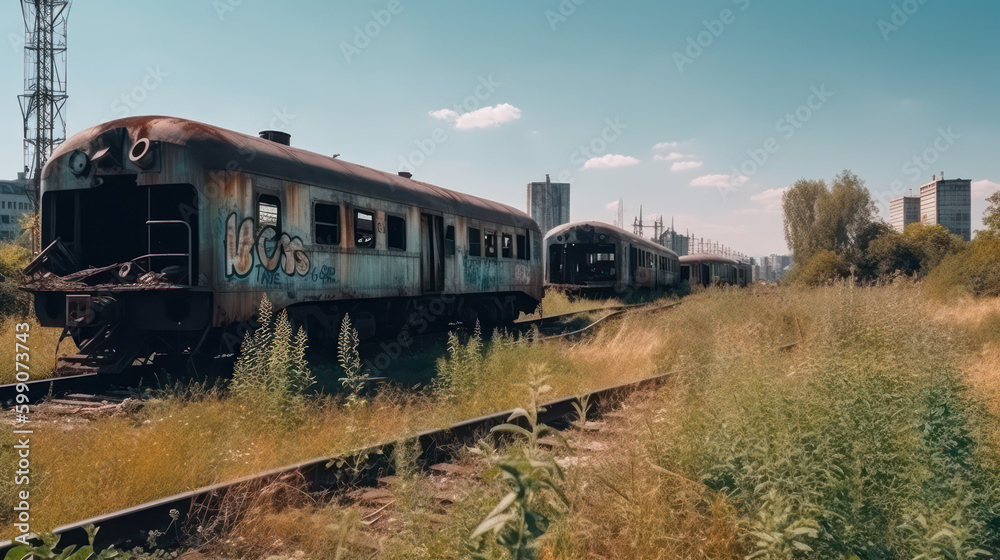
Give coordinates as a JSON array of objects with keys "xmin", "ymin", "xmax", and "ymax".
[
  {"xmin": 23, "ymin": 116, "xmax": 543, "ymax": 373},
  {"xmin": 679, "ymin": 253, "xmax": 752, "ymax": 287},
  {"xmin": 543, "ymin": 221, "xmax": 680, "ymax": 293}
]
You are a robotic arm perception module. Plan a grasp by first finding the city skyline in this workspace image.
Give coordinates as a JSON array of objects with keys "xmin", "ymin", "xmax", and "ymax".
[{"xmin": 1, "ymin": 1, "xmax": 998, "ymax": 254}]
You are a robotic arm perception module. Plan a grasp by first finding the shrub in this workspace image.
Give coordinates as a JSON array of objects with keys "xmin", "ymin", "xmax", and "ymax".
[
  {"xmin": 926, "ymin": 234, "xmax": 1000, "ymax": 299},
  {"xmin": 337, "ymin": 313, "xmax": 367, "ymax": 405},
  {"xmin": 230, "ymin": 295, "xmax": 313, "ymax": 417},
  {"xmin": 0, "ymin": 242, "xmax": 31, "ymax": 318},
  {"xmin": 784, "ymin": 249, "xmax": 849, "ymax": 286}
]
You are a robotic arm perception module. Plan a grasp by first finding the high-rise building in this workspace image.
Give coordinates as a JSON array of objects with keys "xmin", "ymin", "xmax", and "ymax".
[
  {"xmin": 919, "ymin": 177, "xmax": 971, "ymax": 241},
  {"xmin": 0, "ymin": 172, "xmax": 31, "ymax": 242},
  {"xmin": 889, "ymin": 196, "xmax": 921, "ymax": 233},
  {"xmin": 527, "ymin": 175, "xmax": 570, "ymax": 236},
  {"xmin": 658, "ymin": 227, "xmax": 689, "ymax": 256}
]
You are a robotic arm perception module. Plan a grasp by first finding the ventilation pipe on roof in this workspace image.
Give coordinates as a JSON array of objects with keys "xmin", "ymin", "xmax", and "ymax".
[
  {"xmin": 398, "ymin": 171, "xmax": 412, "ymax": 179},
  {"xmin": 259, "ymin": 130, "xmax": 291, "ymax": 145}
]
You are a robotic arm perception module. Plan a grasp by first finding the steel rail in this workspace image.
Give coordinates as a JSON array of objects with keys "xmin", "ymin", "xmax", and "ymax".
[{"xmin": 0, "ymin": 372, "xmax": 672, "ymax": 554}]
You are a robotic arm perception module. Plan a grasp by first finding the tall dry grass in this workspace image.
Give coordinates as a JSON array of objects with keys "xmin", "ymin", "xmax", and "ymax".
[
  {"xmin": 6, "ymin": 285, "xmax": 1000, "ymax": 559},
  {"xmin": 0, "ymin": 314, "xmax": 76, "ymax": 383},
  {"xmin": 0, "ymin": 297, "xmax": 675, "ymax": 536}
]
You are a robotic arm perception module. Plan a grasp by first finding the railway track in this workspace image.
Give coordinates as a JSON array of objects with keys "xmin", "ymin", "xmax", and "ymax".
[
  {"xmin": 0, "ymin": 299, "xmax": 679, "ymax": 555},
  {"xmin": 0, "ymin": 371, "xmax": 673, "ymax": 555},
  {"xmin": 1, "ymin": 301, "xmax": 662, "ymax": 408}
]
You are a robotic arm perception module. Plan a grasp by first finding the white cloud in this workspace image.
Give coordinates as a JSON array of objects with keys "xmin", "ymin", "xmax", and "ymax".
[
  {"xmin": 428, "ymin": 103, "xmax": 522, "ymax": 130},
  {"xmin": 690, "ymin": 174, "xmax": 749, "ymax": 188},
  {"xmin": 652, "ymin": 141, "xmax": 680, "ymax": 151},
  {"xmin": 748, "ymin": 186, "xmax": 789, "ymax": 214},
  {"xmin": 972, "ymin": 179, "xmax": 1000, "ymax": 198},
  {"xmin": 584, "ymin": 154, "xmax": 640, "ymax": 169},
  {"xmin": 455, "ymin": 103, "xmax": 522, "ymax": 130},
  {"xmin": 604, "ymin": 200, "xmax": 620, "ymax": 211},
  {"xmin": 671, "ymin": 160, "xmax": 703, "ymax": 172},
  {"xmin": 429, "ymin": 108, "xmax": 459, "ymax": 121},
  {"xmin": 654, "ymin": 152, "xmax": 692, "ymax": 161}
]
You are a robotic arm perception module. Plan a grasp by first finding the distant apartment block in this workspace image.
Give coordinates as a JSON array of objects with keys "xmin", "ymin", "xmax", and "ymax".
[
  {"xmin": 889, "ymin": 196, "xmax": 921, "ymax": 233},
  {"xmin": 0, "ymin": 173, "xmax": 31, "ymax": 242},
  {"xmin": 527, "ymin": 175, "xmax": 571, "ymax": 236},
  {"xmin": 919, "ymin": 177, "xmax": 971, "ymax": 241}
]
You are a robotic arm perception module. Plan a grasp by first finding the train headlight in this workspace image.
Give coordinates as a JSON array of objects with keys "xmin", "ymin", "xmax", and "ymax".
[{"xmin": 68, "ymin": 150, "xmax": 90, "ymax": 176}]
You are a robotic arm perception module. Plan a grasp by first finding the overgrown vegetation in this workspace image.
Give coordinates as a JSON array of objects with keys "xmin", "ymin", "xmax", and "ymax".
[
  {"xmin": 229, "ymin": 295, "xmax": 314, "ymax": 420},
  {"xmin": 0, "ymin": 241, "xmax": 76, "ymax": 382}
]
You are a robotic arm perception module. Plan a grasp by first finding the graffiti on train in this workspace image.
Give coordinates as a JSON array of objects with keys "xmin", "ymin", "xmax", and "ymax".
[{"xmin": 224, "ymin": 213, "xmax": 311, "ymax": 278}]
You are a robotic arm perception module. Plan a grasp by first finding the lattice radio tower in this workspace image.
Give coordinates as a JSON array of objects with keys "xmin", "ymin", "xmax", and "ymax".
[{"xmin": 18, "ymin": 0, "xmax": 71, "ymax": 216}]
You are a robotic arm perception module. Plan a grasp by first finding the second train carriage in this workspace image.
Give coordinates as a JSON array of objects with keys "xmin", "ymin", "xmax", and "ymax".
[
  {"xmin": 543, "ymin": 221, "xmax": 680, "ymax": 293},
  {"xmin": 23, "ymin": 116, "xmax": 544, "ymax": 373},
  {"xmin": 679, "ymin": 253, "xmax": 752, "ymax": 287}
]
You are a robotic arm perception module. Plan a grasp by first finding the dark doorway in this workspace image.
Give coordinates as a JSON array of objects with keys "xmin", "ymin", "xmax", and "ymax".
[{"xmin": 420, "ymin": 214, "xmax": 445, "ymax": 292}]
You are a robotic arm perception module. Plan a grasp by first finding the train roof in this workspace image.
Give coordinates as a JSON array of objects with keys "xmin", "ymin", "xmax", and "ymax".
[
  {"xmin": 545, "ymin": 221, "xmax": 678, "ymax": 258},
  {"xmin": 45, "ymin": 116, "xmax": 539, "ymax": 231},
  {"xmin": 679, "ymin": 253, "xmax": 742, "ymax": 265}
]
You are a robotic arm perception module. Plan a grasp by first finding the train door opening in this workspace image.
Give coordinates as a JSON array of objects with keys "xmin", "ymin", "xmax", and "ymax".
[
  {"xmin": 700, "ymin": 263, "xmax": 711, "ymax": 287},
  {"xmin": 548, "ymin": 244, "xmax": 565, "ymax": 283},
  {"xmin": 680, "ymin": 264, "xmax": 690, "ymax": 282},
  {"xmin": 420, "ymin": 214, "xmax": 445, "ymax": 292}
]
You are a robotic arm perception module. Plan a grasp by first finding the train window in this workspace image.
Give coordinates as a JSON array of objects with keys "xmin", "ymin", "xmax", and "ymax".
[
  {"xmin": 257, "ymin": 194, "xmax": 280, "ymax": 231},
  {"xmin": 387, "ymin": 215, "xmax": 406, "ymax": 250},
  {"xmin": 484, "ymin": 231, "xmax": 497, "ymax": 258},
  {"xmin": 354, "ymin": 209, "xmax": 375, "ymax": 248},
  {"xmin": 444, "ymin": 225, "xmax": 455, "ymax": 256},
  {"xmin": 468, "ymin": 227, "xmax": 481, "ymax": 256},
  {"xmin": 501, "ymin": 233, "xmax": 513, "ymax": 258},
  {"xmin": 516, "ymin": 234, "xmax": 527, "ymax": 260},
  {"xmin": 314, "ymin": 203, "xmax": 340, "ymax": 245}
]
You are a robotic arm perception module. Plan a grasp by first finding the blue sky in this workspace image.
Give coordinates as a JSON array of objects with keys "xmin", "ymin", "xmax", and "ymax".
[{"xmin": 1, "ymin": 0, "xmax": 997, "ymax": 255}]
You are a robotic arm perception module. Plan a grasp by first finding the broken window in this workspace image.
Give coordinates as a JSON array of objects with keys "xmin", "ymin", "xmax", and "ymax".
[
  {"xmin": 468, "ymin": 227, "xmax": 481, "ymax": 256},
  {"xmin": 484, "ymin": 231, "xmax": 498, "ymax": 258},
  {"xmin": 314, "ymin": 203, "xmax": 340, "ymax": 245},
  {"xmin": 501, "ymin": 233, "xmax": 513, "ymax": 258},
  {"xmin": 387, "ymin": 214, "xmax": 406, "ymax": 250},
  {"xmin": 444, "ymin": 225, "xmax": 455, "ymax": 256},
  {"xmin": 257, "ymin": 194, "xmax": 280, "ymax": 231},
  {"xmin": 355, "ymin": 209, "xmax": 375, "ymax": 248}
]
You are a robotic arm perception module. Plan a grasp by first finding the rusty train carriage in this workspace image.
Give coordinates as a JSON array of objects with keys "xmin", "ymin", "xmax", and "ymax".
[
  {"xmin": 24, "ymin": 116, "xmax": 543, "ymax": 373},
  {"xmin": 678, "ymin": 253, "xmax": 752, "ymax": 288},
  {"xmin": 543, "ymin": 221, "xmax": 680, "ymax": 293}
]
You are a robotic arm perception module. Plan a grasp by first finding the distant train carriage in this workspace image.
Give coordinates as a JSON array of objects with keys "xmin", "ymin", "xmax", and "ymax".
[
  {"xmin": 679, "ymin": 253, "xmax": 751, "ymax": 287},
  {"xmin": 544, "ymin": 221, "xmax": 679, "ymax": 293},
  {"xmin": 23, "ymin": 116, "xmax": 544, "ymax": 373}
]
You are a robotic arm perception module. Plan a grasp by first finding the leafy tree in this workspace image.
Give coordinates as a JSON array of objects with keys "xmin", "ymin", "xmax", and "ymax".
[
  {"xmin": 782, "ymin": 170, "xmax": 878, "ymax": 269},
  {"xmin": 782, "ymin": 178, "xmax": 830, "ymax": 265},
  {"xmin": 866, "ymin": 223, "xmax": 964, "ymax": 278},
  {"xmin": 983, "ymin": 189, "xmax": 1000, "ymax": 235}
]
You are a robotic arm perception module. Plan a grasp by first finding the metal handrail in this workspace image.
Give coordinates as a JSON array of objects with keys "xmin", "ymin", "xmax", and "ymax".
[{"xmin": 144, "ymin": 220, "xmax": 193, "ymax": 286}]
